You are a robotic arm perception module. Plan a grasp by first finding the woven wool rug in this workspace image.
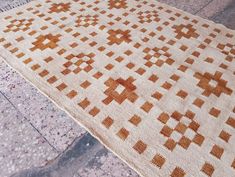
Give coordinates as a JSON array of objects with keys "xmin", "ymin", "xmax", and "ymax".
[{"xmin": 0, "ymin": 0, "xmax": 234, "ymax": 176}]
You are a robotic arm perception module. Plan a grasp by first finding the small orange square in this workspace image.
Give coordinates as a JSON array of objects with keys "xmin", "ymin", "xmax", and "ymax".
[
  {"xmin": 16, "ymin": 36, "xmax": 24, "ymax": 42},
  {"xmin": 185, "ymin": 58, "xmax": 194, "ymax": 64},
  {"xmin": 44, "ymin": 56, "xmax": 53, "ymax": 63},
  {"xmin": 136, "ymin": 68, "xmax": 146, "ymax": 75},
  {"xmin": 149, "ymin": 74, "xmax": 158, "ymax": 83},
  {"xmin": 192, "ymin": 51, "xmax": 200, "ymax": 57},
  {"xmin": 126, "ymin": 62, "xmax": 135, "ymax": 69},
  {"xmin": 102, "ymin": 116, "xmax": 113, "ymax": 129},
  {"xmin": 185, "ymin": 110, "xmax": 195, "ymax": 119},
  {"xmin": 70, "ymin": 42, "xmax": 78, "ymax": 48},
  {"xmin": 177, "ymin": 90, "xmax": 188, "ymax": 99},
  {"xmin": 231, "ymin": 159, "xmax": 235, "ymax": 169},
  {"xmin": 158, "ymin": 35, "xmax": 165, "ymax": 41},
  {"xmin": 31, "ymin": 64, "xmax": 40, "ymax": 71},
  {"xmin": 106, "ymin": 51, "xmax": 114, "ymax": 57},
  {"xmin": 47, "ymin": 76, "xmax": 57, "ymax": 84},
  {"xmin": 171, "ymin": 167, "xmax": 185, "ymax": 177},
  {"xmin": 210, "ymin": 145, "xmax": 224, "ymax": 159},
  {"xmin": 193, "ymin": 134, "xmax": 204, "ymax": 146},
  {"xmin": 164, "ymin": 138, "xmax": 176, "ymax": 151},
  {"xmin": 23, "ymin": 58, "xmax": 32, "ymax": 64},
  {"xmin": 180, "ymin": 45, "xmax": 188, "ymax": 51},
  {"xmin": 175, "ymin": 122, "xmax": 187, "ymax": 134},
  {"xmin": 193, "ymin": 98, "xmax": 204, "ymax": 108},
  {"xmin": 152, "ymin": 91, "xmax": 163, "ymax": 100},
  {"xmin": 57, "ymin": 49, "xmax": 66, "ymax": 55},
  {"xmin": 61, "ymin": 68, "xmax": 71, "ymax": 75},
  {"xmin": 134, "ymin": 42, "xmax": 141, "ymax": 48},
  {"xmin": 158, "ymin": 113, "xmax": 169, "ymax": 124},
  {"xmin": 129, "ymin": 115, "xmax": 141, "ymax": 126},
  {"xmin": 80, "ymin": 81, "xmax": 91, "ymax": 89},
  {"xmin": 115, "ymin": 56, "xmax": 124, "ymax": 62},
  {"xmin": 189, "ymin": 121, "xmax": 199, "ymax": 131},
  {"xmin": 201, "ymin": 163, "xmax": 214, "ymax": 176},
  {"xmin": 16, "ymin": 52, "xmax": 25, "ymax": 58},
  {"xmin": 219, "ymin": 130, "xmax": 231, "ymax": 142},
  {"xmin": 171, "ymin": 111, "xmax": 182, "ymax": 121},
  {"xmin": 93, "ymin": 72, "xmax": 103, "ymax": 79},
  {"xmin": 178, "ymin": 65, "xmax": 187, "ymax": 72},
  {"xmin": 117, "ymin": 128, "xmax": 129, "ymax": 140},
  {"xmin": 226, "ymin": 117, "xmax": 235, "ymax": 128},
  {"xmin": 98, "ymin": 46, "xmax": 105, "ymax": 51},
  {"xmin": 170, "ymin": 74, "xmax": 180, "ymax": 81},
  {"xmin": 133, "ymin": 140, "xmax": 147, "ymax": 154},
  {"xmin": 160, "ymin": 125, "xmax": 173, "ymax": 137},
  {"xmin": 141, "ymin": 101, "xmax": 153, "ymax": 113},
  {"xmin": 39, "ymin": 70, "xmax": 49, "ymax": 77},
  {"xmin": 145, "ymin": 61, "xmax": 152, "ymax": 67},
  {"xmin": 56, "ymin": 83, "xmax": 67, "ymax": 91},
  {"xmin": 178, "ymin": 136, "xmax": 191, "ymax": 149},
  {"xmin": 124, "ymin": 50, "xmax": 132, "ymax": 56},
  {"xmin": 89, "ymin": 107, "xmax": 100, "ymax": 117},
  {"xmin": 155, "ymin": 59, "xmax": 164, "ymax": 67},
  {"xmin": 78, "ymin": 98, "xmax": 90, "ymax": 109},
  {"xmin": 151, "ymin": 154, "xmax": 165, "ymax": 168},
  {"xmin": 161, "ymin": 82, "xmax": 172, "ymax": 90},
  {"xmin": 209, "ymin": 107, "xmax": 221, "ymax": 118},
  {"xmin": 167, "ymin": 39, "xmax": 175, "ymax": 45},
  {"xmin": 105, "ymin": 64, "xmax": 114, "ymax": 70},
  {"xmin": 204, "ymin": 57, "xmax": 214, "ymax": 63},
  {"xmin": 67, "ymin": 90, "xmax": 77, "ymax": 99},
  {"xmin": 198, "ymin": 44, "xmax": 206, "ymax": 49},
  {"xmin": 166, "ymin": 58, "xmax": 174, "ymax": 65}
]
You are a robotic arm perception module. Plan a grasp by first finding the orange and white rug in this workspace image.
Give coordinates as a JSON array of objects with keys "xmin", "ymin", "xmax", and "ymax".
[{"xmin": 0, "ymin": 0, "xmax": 234, "ymax": 176}]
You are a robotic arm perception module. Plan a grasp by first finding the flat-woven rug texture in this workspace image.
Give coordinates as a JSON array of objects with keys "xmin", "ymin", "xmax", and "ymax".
[{"xmin": 0, "ymin": 0, "xmax": 235, "ymax": 176}]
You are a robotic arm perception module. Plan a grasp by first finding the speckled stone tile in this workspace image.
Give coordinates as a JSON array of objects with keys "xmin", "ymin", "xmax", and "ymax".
[
  {"xmin": 157, "ymin": 0, "xmax": 212, "ymax": 14},
  {"xmin": 0, "ymin": 0, "xmax": 31, "ymax": 11},
  {"xmin": 197, "ymin": 0, "xmax": 233, "ymax": 19},
  {"xmin": 0, "ymin": 93, "xmax": 58, "ymax": 177},
  {"xmin": 0, "ymin": 60, "xmax": 86, "ymax": 152},
  {"xmin": 209, "ymin": 0, "xmax": 235, "ymax": 30}
]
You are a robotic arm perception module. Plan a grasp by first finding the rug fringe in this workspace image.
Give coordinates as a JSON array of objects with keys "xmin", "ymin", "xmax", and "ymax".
[{"xmin": 0, "ymin": 0, "xmax": 32, "ymax": 12}]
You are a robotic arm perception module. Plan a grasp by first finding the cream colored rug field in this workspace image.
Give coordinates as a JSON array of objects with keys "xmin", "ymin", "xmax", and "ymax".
[{"xmin": 0, "ymin": 0, "xmax": 234, "ymax": 176}]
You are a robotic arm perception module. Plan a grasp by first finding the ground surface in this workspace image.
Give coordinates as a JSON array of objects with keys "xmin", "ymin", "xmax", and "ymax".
[{"xmin": 0, "ymin": 0, "xmax": 234, "ymax": 177}]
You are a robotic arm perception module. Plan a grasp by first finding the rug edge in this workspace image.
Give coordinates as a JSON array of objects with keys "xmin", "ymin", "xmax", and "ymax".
[
  {"xmin": 0, "ymin": 0, "xmax": 235, "ymax": 33},
  {"xmin": 152, "ymin": 0, "xmax": 235, "ymax": 32},
  {"xmin": 0, "ymin": 54, "xmax": 146, "ymax": 177}
]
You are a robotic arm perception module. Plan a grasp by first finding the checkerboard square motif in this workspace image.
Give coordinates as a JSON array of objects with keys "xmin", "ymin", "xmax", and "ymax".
[{"xmin": 0, "ymin": 0, "xmax": 234, "ymax": 176}]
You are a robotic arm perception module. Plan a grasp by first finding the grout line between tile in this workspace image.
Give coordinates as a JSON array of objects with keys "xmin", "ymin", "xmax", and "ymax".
[
  {"xmin": 0, "ymin": 90, "xmax": 60, "ymax": 153},
  {"xmin": 194, "ymin": 0, "xmax": 214, "ymax": 15}
]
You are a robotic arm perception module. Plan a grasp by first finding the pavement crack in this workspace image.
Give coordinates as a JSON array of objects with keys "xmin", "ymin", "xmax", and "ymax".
[{"xmin": 194, "ymin": 0, "xmax": 214, "ymax": 15}]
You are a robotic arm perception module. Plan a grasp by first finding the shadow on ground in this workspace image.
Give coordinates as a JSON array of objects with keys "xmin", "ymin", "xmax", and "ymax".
[{"xmin": 11, "ymin": 134, "xmax": 105, "ymax": 177}]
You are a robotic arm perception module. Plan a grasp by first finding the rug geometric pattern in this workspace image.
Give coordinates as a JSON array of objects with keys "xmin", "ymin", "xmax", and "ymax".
[{"xmin": 0, "ymin": 0, "xmax": 234, "ymax": 176}]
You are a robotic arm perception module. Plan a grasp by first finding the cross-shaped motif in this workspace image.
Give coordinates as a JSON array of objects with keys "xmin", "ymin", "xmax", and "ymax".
[
  {"xmin": 61, "ymin": 53, "xmax": 95, "ymax": 75},
  {"xmin": 194, "ymin": 71, "xmax": 233, "ymax": 97},
  {"xmin": 103, "ymin": 77, "xmax": 138, "ymax": 104}
]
